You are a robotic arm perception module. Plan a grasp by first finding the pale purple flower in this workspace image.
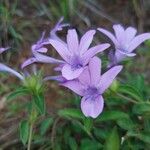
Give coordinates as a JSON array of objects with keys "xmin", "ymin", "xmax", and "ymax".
[
  {"xmin": 21, "ymin": 17, "xmax": 69, "ymax": 69},
  {"xmin": 98, "ymin": 24, "xmax": 150, "ymax": 64},
  {"xmin": 61, "ymin": 57, "xmax": 123, "ymax": 118},
  {"xmin": 48, "ymin": 29, "xmax": 110, "ymax": 80}
]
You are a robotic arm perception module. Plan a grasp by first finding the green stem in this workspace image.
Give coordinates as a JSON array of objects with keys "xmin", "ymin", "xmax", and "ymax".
[{"xmin": 27, "ymin": 122, "xmax": 33, "ymax": 150}]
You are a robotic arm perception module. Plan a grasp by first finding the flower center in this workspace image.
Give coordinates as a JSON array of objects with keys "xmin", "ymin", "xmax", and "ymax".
[
  {"xmin": 84, "ymin": 86, "xmax": 99, "ymax": 100},
  {"xmin": 117, "ymin": 44, "xmax": 129, "ymax": 53},
  {"xmin": 71, "ymin": 55, "xmax": 83, "ymax": 70}
]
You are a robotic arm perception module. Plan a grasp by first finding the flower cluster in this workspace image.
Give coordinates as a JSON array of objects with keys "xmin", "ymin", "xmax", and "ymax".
[{"xmin": 0, "ymin": 18, "xmax": 150, "ymax": 118}]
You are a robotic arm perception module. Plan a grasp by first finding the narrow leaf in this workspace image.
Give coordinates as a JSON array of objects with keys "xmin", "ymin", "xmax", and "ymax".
[
  {"xmin": 7, "ymin": 87, "xmax": 29, "ymax": 101},
  {"xmin": 58, "ymin": 108, "xmax": 84, "ymax": 119},
  {"xmin": 104, "ymin": 126, "xmax": 120, "ymax": 150},
  {"xmin": 33, "ymin": 94, "xmax": 46, "ymax": 115},
  {"xmin": 96, "ymin": 110, "xmax": 129, "ymax": 122},
  {"xmin": 19, "ymin": 120, "xmax": 29, "ymax": 145},
  {"xmin": 40, "ymin": 118, "xmax": 53, "ymax": 136}
]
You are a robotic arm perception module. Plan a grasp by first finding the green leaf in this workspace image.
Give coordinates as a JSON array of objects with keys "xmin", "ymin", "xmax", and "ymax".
[
  {"xmin": 33, "ymin": 94, "xmax": 45, "ymax": 115},
  {"xmin": 118, "ymin": 85, "xmax": 144, "ymax": 101},
  {"xmin": 104, "ymin": 126, "xmax": 120, "ymax": 150},
  {"xmin": 80, "ymin": 139, "xmax": 102, "ymax": 150},
  {"xmin": 7, "ymin": 87, "xmax": 29, "ymax": 101},
  {"xmin": 117, "ymin": 118, "xmax": 137, "ymax": 130},
  {"xmin": 127, "ymin": 131, "xmax": 150, "ymax": 144},
  {"xmin": 96, "ymin": 111, "xmax": 129, "ymax": 122},
  {"xmin": 68, "ymin": 137, "xmax": 78, "ymax": 150},
  {"xmin": 19, "ymin": 120, "xmax": 29, "ymax": 145},
  {"xmin": 83, "ymin": 118, "xmax": 93, "ymax": 133},
  {"xmin": 40, "ymin": 118, "xmax": 53, "ymax": 136},
  {"xmin": 94, "ymin": 128, "xmax": 109, "ymax": 140},
  {"xmin": 132, "ymin": 102, "xmax": 150, "ymax": 115},
  {"xmin": 58, "ymin": 108, "xmax": 84, "ymax": 120}
]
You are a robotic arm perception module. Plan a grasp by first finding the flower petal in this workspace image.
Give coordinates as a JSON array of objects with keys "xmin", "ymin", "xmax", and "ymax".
[
  {"xmin": 83, "ymin": 43, "xmax": 110, "ymax": 65},
  {"xmin": 79, "ymin": 30, "xmax": 96, "ymax": 55},
  {"xmin": 44, "ymin": 75, "xmax": 66, "ymax": 83},
  {"xmin": 21, "ymin": 57, "xmax": 38, "ymax": 69},
  {"xmin": 34, "ymin": 51, "xmax": 65, "ymax": 64},
  {"xmin": 125, "ymin": 27, "xmax": 137, "ymax": 45},
  {"xmin": 78, "ymin": 68, "xmax": 91, "ymax": 85},
  {"xmin": 128, "ymin": 33, "xmax": 150, "ymax": 52},
  {"xmin": 99, "ymin": 65, "xmax": 123, "ymax": 93},
  {"xmin": 113, "ymin": 24, "xmax": 125, "ymax": 42},
  {"xmin": 34, "ymin": 47, "xmax": 48, "ymax": 53},
  {"xmin": 97, "ymin": 28, "xmax": 118, "ymax": 45},
  {"xmin": 67, "ymin": 29, "xmax": 79, "ymax": 53},
  {"xmin": 62, "ymin": 64, "xmax": 84, "ymax": 80},
  {"xmin": 61, "ymin": 80, "xmax": 84, "ymax": 96},
  {"xmin": 0, "ymin": 63, "xmax": 24, "ymax": 80},
  {"xmin": 81, "ymin": 95, "xmax": 104, "ymax": 118},
  {"xmin": 117, "ymin": 50, "xmax": 136, "ymax": 57},
  {"xmin": 49, "ymin": 39, "xmax": 71, "ymax": 62},
  {"xmin": 54, "ymin": 64, "xmax": 64, "ymax": 72},
  {"xmin": 89, "ymin": 57, "xmax": 101, "ymax": 86}
]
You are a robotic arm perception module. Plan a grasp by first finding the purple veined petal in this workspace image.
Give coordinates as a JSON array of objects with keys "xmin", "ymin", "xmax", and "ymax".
[
  {"xmin": 113, "ymin": 24, "xmax": 125, "ymax": 42},
  {"xmin": 0, "ymin": 63, "xmax": 24, "ymax": 80},
  {"xmin": 49, "ymin": 39, "xmax": 71, "ymax": 62},
  {"xmin": 67, "ymin": 29, "xmax": 79, "ymax": 53},
  {"xmin": 21, "ymin": 57, "xmax": 38, "ymax": 69},
  {"xmin": 33, "ymin": 51, "xmax": 65, "ymax": 64},
  {"xmin": 89, "ymin": 57, "xmax": 101, "ymax": 86},
  {"xmin": 61, "ymin": 80, "xmax": 84, "ymax": 96},
  {"xmin": 97, "ymin": 28, "xmax": 118, "ymax": 46},
  {"xmin": 0, "ymin": 47, "xmax": 10, "ymax": 54},
  {"xmin": 128, "ymin": 33, "xmax": 150, "ymax": 52},
  {"xmin": 78, "ymin": 67, "xmax": 91, "ymax": 85},
  {"xmin": 81, "ymin": 95, "xmax": 104, "ymax": 118},
  {"xmin": 62, "ymin": 64, "xmax": 84, "ymax": 80},
  {"xmin": 79, "ymin": 30, "xmax": 96, "ymax": 55},
  {"xmin": 83, "ymin": 43, "xmax": 110, "ymax": 65},
  {"xmin": 98, "ymin": 65, "xmax": 123, "ymax": 94},
  {"xmin": 125, "ymin": 27, "xmax": 137, "ymax": 45},
  {"xmin": 43, "ymin": 75, "xmax": 67, "ymax": 83}
]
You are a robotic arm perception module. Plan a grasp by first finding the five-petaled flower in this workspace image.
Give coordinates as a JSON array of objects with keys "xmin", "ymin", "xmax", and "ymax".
[
  {"xmin": 98, "ymin": 24, "xmax": 150, "ymax": 65},
  {"xmin": 21, "ymin": 17, "xmax": 69, "ymax": 69},
  {"xmin": 61, "ymin": 57, "xmax": 123, "ymax": 118},
  {"xmin": 48, "ymin": 29, "xmax": 110, "ymax": 80}
]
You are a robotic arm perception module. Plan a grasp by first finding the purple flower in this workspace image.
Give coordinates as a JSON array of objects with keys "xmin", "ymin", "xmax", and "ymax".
[
  {"xmin": 61, "ymin": 57, "xmax": 123, "ymax": 118},
  {"xmin": 48, "ymin": 29, "xmax": 110, "ymax": 80},
  {"xmin": 21, "ymin": 17, "xmax": 69, "ymax": 69},
  {"xmin": 50, "ymin": 17, "xmax": 69, "ymax": 42},
  {"xmin": 98, "ymin": 24, "xmax": 150, "ymax": 63}
]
